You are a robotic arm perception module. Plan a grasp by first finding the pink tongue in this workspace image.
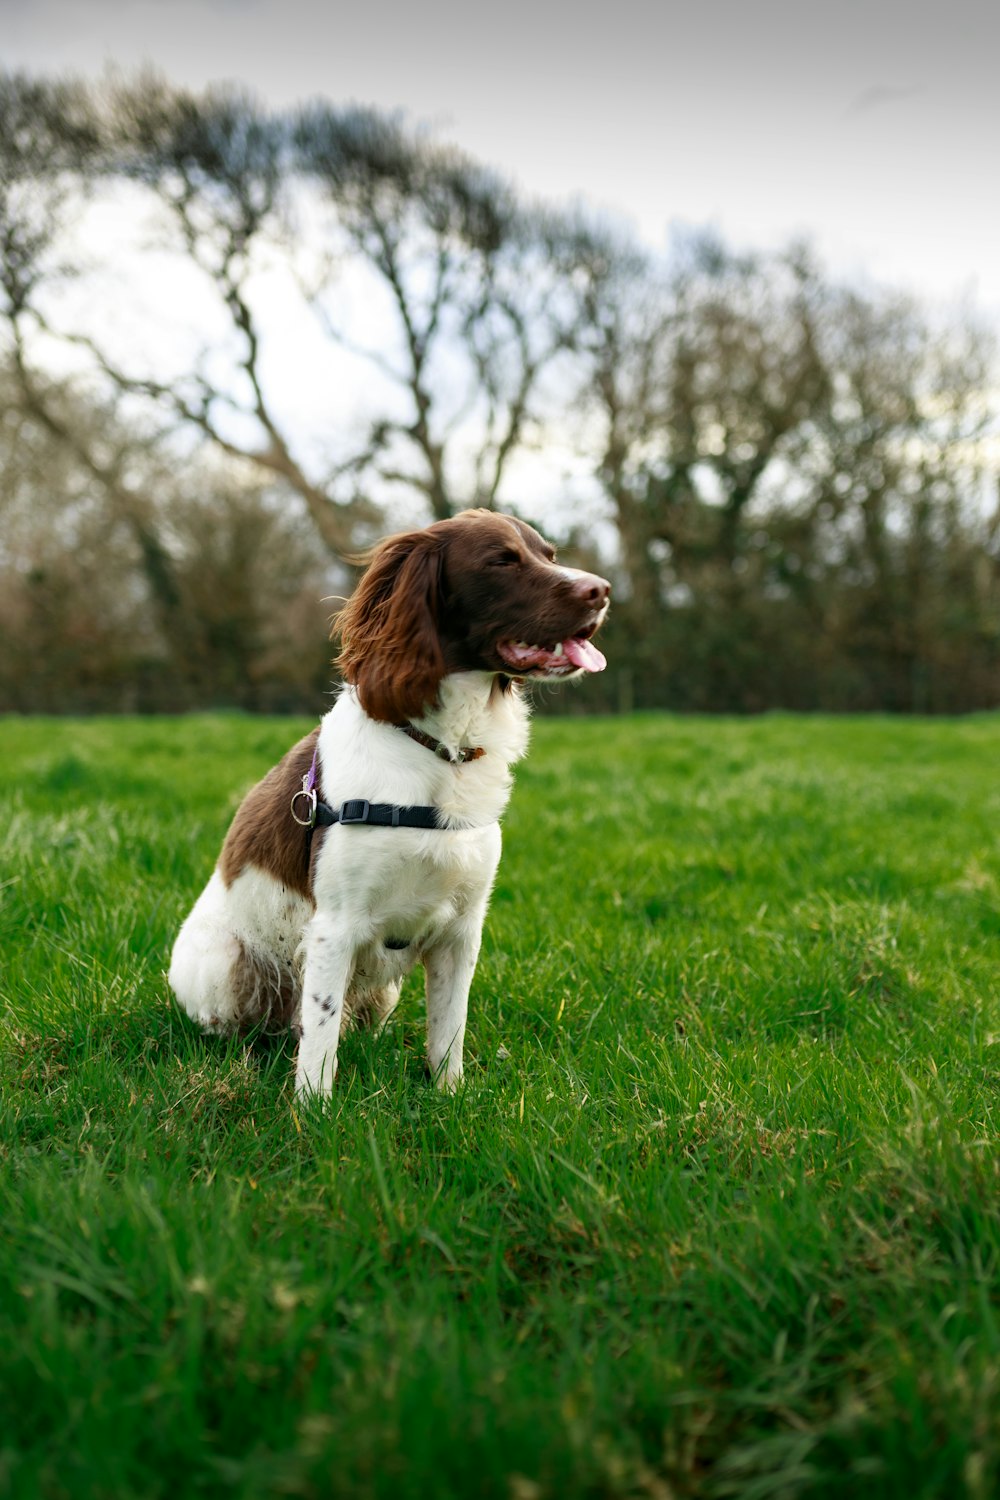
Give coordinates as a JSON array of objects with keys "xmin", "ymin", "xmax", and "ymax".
[{"xmin": 562, "ymin": 636, "xmax": 607, "ymax": 673}]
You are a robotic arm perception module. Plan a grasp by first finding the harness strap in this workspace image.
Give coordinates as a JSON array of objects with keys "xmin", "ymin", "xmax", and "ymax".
[
  {"xmin": 314, "ymin": 798, "xmax": 440, "ymax": 830},
  {"xmin": 289, "ymin": 731, "xmax": 487, "ymax": 831}
]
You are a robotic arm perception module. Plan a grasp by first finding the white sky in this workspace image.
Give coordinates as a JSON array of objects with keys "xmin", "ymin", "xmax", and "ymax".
[{"xmin": 3, "ymin": 0, "xmax": 1000, "ymax": 312}]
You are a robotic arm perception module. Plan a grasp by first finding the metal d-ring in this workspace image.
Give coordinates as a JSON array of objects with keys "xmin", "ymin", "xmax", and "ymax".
[{"xmin": 289, "ymin": 777, "xmax": 318, "ymax": 827}]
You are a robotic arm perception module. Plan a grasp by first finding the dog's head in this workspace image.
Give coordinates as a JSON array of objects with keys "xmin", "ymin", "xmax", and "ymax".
[{"xmin": 335, "ymin": 508, "xmax": 611, "ymax": 723}]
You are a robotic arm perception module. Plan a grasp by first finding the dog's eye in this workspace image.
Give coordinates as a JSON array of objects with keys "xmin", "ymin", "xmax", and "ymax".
[{"xmin": 492, "ymin": 549, "xmax": 521, "ymax": 568}]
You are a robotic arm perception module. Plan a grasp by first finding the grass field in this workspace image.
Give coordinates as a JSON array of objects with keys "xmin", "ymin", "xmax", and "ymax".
[{"xmin": 1, "ymin": 710, "xmax": 999, "ymax": 1499}]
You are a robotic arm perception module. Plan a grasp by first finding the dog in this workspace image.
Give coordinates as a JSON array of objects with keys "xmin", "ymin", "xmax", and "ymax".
[{"xmin": 168, "ymin": 508, "xmax": 610, "ymax": 1097}]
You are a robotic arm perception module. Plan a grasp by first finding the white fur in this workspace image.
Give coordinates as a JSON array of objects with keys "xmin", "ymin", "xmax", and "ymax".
[{"xmin": 169, "ymin": 672, "xmax": 530, "ymax": 1097}]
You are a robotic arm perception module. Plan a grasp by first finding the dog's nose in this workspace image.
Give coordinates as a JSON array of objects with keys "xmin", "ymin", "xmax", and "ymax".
[{"xmin": 569, "ymin": 571, "xmax": 611, "ymax": 609}]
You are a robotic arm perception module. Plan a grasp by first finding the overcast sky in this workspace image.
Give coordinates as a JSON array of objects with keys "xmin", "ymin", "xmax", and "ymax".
[{"xmin": 4, "ymin": 0, "xmax": 1000, "ymax": 312}]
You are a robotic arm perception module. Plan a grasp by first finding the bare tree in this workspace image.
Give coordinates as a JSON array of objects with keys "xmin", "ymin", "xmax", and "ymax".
[
  {"xmin": 69, "ymin": 75, "xmax": 369, "ymax": 555},
  {"xmin": 0, "ymin": 357, "xmax": 337, "ymax": 711},
  {"xmin": 293, "ymin": 104, "xmax": 581, "ymax": 519},
  {"xmin": 2, "ymin": 73, "xmax": 586, "ymax": 559},
  {"xmin": 579, "ymin": 231, "xmax": 997, "ymax": 709}
]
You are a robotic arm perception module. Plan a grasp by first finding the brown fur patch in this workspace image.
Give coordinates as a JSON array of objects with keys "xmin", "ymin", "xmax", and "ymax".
[
  {"xmin": 335, "ymin": 531, "xmax": 447, "ymax": 724},
  {"xmin": 219, "ymin": 728, "xmax": 322, "ymax": 899}
]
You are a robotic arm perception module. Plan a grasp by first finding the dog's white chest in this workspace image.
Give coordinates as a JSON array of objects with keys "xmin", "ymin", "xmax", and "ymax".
[
  {"xmin": 314, "ymin": 824, "xmax": 501, "ymax": 939},
  {"xmin": 311, "ymin": 823, "xmax": 502, "ymax": 993}
]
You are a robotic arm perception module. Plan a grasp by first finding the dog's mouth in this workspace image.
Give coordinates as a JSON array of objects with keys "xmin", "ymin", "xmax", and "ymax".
[{"xmin": 496, "ymin": 620, "xmax": 607, "ymax": 678}]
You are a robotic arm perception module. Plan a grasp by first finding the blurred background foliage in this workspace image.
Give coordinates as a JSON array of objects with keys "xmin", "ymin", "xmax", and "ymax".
[{"xmin": 1, "ymin": 71, "xmax": 997, "ymax": 714}]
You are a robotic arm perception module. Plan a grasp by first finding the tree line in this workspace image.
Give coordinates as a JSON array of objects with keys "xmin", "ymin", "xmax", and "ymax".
[{"xmin": 1, "ymin": 71, "xmax": 997, "ymax": 714}]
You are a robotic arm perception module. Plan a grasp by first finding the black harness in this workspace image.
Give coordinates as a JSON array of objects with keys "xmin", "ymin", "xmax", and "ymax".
[
  {"xmin": 290, "ymin": 725, "xmax": 487, "ymax": 832},
  {"xmin": 314, "ymin": 797, "xmax": 442, "ymax": 830}
]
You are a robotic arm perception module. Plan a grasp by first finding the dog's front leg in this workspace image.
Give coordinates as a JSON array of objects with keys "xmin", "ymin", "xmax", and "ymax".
[
  {"xmin": 295, "ymin": 912, "xmax": 353, "ymax": 1098},
  {"xmin": 424, "ymin": 920, "xmax": 483, "ymax": 1092}
]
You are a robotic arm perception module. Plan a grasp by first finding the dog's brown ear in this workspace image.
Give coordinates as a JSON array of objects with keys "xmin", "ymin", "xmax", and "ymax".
[{"xmin": 335, "ymin": 532, "xmax": 447, "ymax": 723}]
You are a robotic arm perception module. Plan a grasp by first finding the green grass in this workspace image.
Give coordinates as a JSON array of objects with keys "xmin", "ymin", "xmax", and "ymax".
[{"xmin": 1, "ymin": 711, "xmax": 999, "ymax": 1500}]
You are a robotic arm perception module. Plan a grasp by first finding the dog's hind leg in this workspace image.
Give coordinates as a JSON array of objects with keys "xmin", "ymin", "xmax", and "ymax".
[
  {"xmin": 168, "ymin": 870, "xmax": 250, "ymax": 1033},
  {"xmin": 348, "ymin": 981, "xmax": 401, "ymax": 1033}
]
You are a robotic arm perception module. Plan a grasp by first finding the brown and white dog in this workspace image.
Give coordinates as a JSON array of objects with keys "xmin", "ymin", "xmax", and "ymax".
[{"xmin": 168, "ymin": 509, "xmax": 610, "ymax": 1097}]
